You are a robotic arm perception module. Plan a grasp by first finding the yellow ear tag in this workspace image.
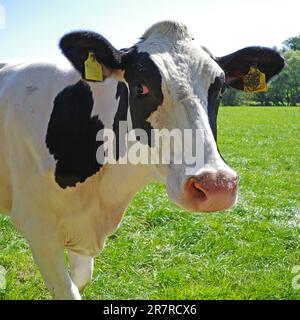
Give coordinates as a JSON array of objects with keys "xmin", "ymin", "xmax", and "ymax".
[
  {"xmin": 244, "ymin": 66, "xmax": 268, "ymax": 93},
  {"xmin": 84, "ymin": 51, "xmax": 104, "ymax": 82}
]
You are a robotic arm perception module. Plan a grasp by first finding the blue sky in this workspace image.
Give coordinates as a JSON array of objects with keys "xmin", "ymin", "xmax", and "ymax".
[{"xmin": 0, "ymin": 0, "xmax": 299, "ymax": 61}]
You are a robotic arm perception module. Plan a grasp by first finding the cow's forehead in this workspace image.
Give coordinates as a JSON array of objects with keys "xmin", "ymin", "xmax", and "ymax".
[{"xmin": 136, "ymin": 21, "xmax": 224, "ymax": 100}]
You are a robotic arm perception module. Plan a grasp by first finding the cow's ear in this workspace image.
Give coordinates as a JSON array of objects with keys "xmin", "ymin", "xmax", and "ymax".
[
  {"xmin": 60, "ymin": 31, "xmax": 123, "ymax": 82},
  {"xmin": 217, "ymin": 47, "xmax": 285, "ymax": 91}
]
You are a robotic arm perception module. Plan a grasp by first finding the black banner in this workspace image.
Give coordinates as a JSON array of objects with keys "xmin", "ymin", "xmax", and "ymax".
[{"xmin": 0, "ymin": 300, "xmax": 297, "ymax": 319}]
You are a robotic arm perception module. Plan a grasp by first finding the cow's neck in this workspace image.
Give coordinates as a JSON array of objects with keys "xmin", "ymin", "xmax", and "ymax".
[{"xmin": 97, "ymin": 163, "xmax": 152, "ymax": 215}]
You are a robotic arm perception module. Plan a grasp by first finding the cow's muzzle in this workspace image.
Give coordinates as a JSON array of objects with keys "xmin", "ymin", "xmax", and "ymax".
[{"xmin": 182, "ymin": 168, "xmax": 238, "ymax": 212}]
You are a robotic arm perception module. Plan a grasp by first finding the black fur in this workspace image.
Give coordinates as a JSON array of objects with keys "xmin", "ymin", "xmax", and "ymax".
[
  {"xmin": 207, "ymin": 75, "xmax": 225, "ymax": 141},
  {"xmin": 124, "ymin": 51, "xmax": 163, "ymax": 147},
  {"xmin": 46, "ymin": 81, "xmax": 104, "ymax": 189}
]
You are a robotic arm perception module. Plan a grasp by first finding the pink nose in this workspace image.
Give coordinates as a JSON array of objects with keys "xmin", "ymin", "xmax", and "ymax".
[{"xmin": 184, "ymin": 169, "xmax": 238, "ymax": 212}]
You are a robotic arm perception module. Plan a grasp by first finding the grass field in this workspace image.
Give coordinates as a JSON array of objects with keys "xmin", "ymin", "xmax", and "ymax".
[{"xmin": 0, "ymin": 107, "xmax": 299, "ymax": 300}]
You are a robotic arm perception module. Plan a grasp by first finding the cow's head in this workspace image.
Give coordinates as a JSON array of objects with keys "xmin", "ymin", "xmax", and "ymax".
[{"xmin": 59, "ymin": 21, "xmax": 284, "ymax": 212}]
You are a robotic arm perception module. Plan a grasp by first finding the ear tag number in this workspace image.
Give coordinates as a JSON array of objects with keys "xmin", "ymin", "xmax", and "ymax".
[
  {"xmin": 84, "ymin": 51, "xmax": 104, "ymax": 82},
  {"xmin": 244, "ymin": 66, "xmax": 268, "ymax": 93}
]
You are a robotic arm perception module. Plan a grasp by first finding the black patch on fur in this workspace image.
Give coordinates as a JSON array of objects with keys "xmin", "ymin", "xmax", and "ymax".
[
  {"xmin": 46, "ymin": 81, "xmax": 104, "ymax": 189},
  {"xmin": 207, "ymin": 75, "xmax": 225, "ymax": 141},
  {"xmin": 113, "ymin": 82, "xmax": 129, "ymax": 159},
  {"xmin": 124, "ymin": 51, "xmax": 163, "ymax": 147}
]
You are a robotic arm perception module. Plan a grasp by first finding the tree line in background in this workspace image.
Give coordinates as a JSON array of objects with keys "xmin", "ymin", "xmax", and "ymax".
[{"xmin": 221, "ymin": 36, "xmax": 300, "ymax": 106}]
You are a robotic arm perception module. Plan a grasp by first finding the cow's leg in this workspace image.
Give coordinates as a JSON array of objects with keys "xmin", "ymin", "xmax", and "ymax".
[
  {"xmin": 68, "ymin": 250, "xmax": 94, "ymax": 292},
  {"xmin": 28, "ymin": 235, "xmax": 81, "ymax": 300},
  {"xmin": 14, "ymin": 216, "xmax": 81, "ymax": 300}
]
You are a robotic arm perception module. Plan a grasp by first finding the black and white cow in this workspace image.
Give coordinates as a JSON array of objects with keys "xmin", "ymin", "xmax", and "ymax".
[{"xmin": 0, "ymin": 21, "xmax": 284, "ymax": 299}]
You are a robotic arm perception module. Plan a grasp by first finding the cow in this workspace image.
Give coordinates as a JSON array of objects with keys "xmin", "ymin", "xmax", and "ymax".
[{"xmin": 0, "ymin": 21, "xmax": 284, "ymax": 299}]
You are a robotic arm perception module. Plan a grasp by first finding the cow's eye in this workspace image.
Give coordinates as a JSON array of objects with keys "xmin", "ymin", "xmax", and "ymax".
[{"xmin": 134, "ymin": 83, "xmax": 149, "ymax": 98}]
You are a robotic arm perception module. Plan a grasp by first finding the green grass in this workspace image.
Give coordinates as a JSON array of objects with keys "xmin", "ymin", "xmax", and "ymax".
[{"xmin": 1, "ymin": 107, "xmax": 300, "ymax": 300}]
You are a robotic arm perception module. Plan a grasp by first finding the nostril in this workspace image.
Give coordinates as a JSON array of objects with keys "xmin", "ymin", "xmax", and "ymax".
[{"xmin": 190, "ymin": 179, "xmax": 208, "ymax": 201}]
